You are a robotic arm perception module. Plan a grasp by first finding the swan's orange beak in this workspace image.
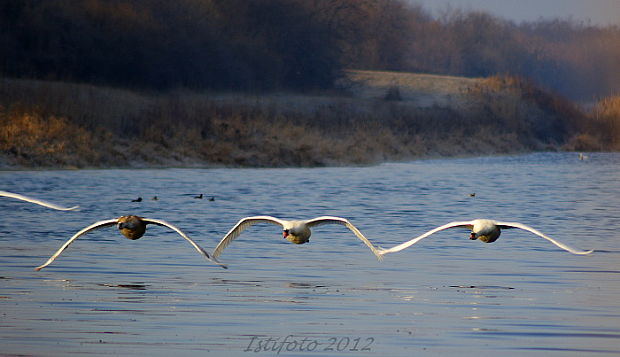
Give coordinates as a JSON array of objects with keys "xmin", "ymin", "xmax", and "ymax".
[
  {"xmin": 283, "ymin": 230, "xmax": 289, "ymax": 238},
  {"xmin": 469, "ymin": 232, "xmax": 477, "ymax": 240}
]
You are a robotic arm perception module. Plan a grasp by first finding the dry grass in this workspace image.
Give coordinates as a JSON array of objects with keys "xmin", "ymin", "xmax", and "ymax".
[
  {"xmin": 0, "ymin": 107, "xmax": 104, "ymax": 167},
  {"xmin": 0, "ymin": 71, "xmax": 607, "ymax": 169},
  {"xmin": 340, "ymin": 69, "xmax": 482, "ymax": 108},
  {"xmin": 570, "ymin": 95, "xmax": 620, "ymax": 150}
]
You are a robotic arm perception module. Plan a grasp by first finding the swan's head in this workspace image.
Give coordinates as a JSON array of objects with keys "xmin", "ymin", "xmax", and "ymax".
[
  {"xmin": 470, "ymin": 231, "xmax": 500, "ymax": 242},
  {"xmin": 117, "ymin": 215, "xmax": 147, "ymax": 240},
  {"xmin": 469, "ymin": 220, "xmax": 501, "ymax": 243},
  {"xmin": 282, "ymin": 224, "xmax": 310, "ymax": 244}
]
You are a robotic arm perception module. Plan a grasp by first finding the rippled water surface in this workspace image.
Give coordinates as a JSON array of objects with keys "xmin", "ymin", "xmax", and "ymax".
[{"xmin": 1, "ymin": 153, "xmax": 619, "ymax": 356}]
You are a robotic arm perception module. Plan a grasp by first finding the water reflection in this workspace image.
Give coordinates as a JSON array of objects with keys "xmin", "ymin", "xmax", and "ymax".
[
  {"xmin": 288, "ymin": 282, "xmax": 328, "ymax": 289},
  {"xmin": 99, "ymin": 283, "xmax": 150, "ymax": 290},
  {"xmin": 449, "ymin": 285, "xmax": 515, "ymax": 290}
]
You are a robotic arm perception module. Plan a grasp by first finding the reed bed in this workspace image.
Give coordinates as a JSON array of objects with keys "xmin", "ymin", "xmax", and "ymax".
[{"xmin": 0, "ymin": 74, "xmax": 612, "ymax": 169}]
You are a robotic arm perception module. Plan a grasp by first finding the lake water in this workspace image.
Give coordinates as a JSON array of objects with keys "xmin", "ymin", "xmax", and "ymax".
[{"xmin": 1, "ymin": 152, "xmax": 619, "ymax": 356}]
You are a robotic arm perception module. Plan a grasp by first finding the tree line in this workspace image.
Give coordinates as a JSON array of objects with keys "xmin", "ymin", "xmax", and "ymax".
[{"xmin": 1, "ymin": 0, "xmax": 619, "ymax": 98}]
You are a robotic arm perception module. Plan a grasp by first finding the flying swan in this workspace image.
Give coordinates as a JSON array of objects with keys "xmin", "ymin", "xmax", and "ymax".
[
  {"xmin": 211, "ymin": 216, "xmax": 383, "ymax": 260},
  {"xmin": 0, "ymin": 190, "xmax": 79, "ymax": 211},
  {"xmin": 378, "ymin": 219, "xmax": 593, "ymax": 256},
  {"xmin": 35, "ymin": 215, "xmax": 227, "ymax": 270}
]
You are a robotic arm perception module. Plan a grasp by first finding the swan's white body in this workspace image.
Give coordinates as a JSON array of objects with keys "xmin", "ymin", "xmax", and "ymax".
[
  {"xmin": 0, "ymin": 190, "xmax": 79, "ymax": 211},
  {"xmin": 211, "ymin": 215, "xmax": 383, "ymax": 260},
  {"xmin": 35, "ymin": 215, "xmax": 226, "ymax": 270},
  {"xmin": 378, "ymin": 219, "xmax": 593, "ymax": 255}
]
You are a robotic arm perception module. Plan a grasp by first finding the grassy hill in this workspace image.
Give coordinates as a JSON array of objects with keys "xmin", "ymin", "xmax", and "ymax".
[
  {"xmin": 341, "ymin": 70, "xmax": 482, "ymax": 108},
  {"xmin": 0, "ymin": 71, "xmax": 615, "ymax": 169}
]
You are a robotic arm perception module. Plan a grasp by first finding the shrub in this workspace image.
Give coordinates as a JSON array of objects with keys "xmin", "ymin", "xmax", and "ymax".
[{"xmin": 0, "ymin": 106, "xmax": 101, "ymax": 167}]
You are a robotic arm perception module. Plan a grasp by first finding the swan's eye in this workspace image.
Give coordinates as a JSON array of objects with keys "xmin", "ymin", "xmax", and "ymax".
[{"xmin": 283, "ymin": 229, "xmax": 289, "ymax": 234}]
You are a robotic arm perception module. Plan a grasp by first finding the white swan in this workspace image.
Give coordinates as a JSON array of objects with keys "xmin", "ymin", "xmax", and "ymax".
[
  {"xmin": 378, "ymin": 219, "xmax": 593, "ymax": 256},
  {"xmin": 0, "ymin": 190, "xmax": 79, "ymax": 211},
  {"xmin": 211, "ymin": 216, "xmax": 383, "ymax": 260},
  {"xmin": 35, "ymin": 215, "xmax": 227, "ymax": 270}
]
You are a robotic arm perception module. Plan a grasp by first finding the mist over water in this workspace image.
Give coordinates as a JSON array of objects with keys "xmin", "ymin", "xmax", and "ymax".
[{"xmin": 1, "ymin": 152, "xmax": 619, "ymax": 356}]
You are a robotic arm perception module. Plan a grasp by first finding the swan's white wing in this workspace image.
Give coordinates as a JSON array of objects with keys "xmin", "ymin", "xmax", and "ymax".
[
  {"xmin": 305, "ymin": 216, "xmax": 383, "ymax": 260},
  {"xmin": 34, "ymin": 219, "xmax": 118, "ymax": 271},
  {"xmin": 143, "ymin": 218, "xmax": 227, "ymax": 269},
  {"xmin": 211, "ymin": 216, "xmax": 285, "ymax": 259},
  {"xmin": 496, "ymin": 221, "xmax": 594, "ymax": 255},
  {"xmin": 378, "ymin": 221, "xmax": 474, "ymax": 255},
  {"xmin": 0, "ymin": 190, "xmax": 79, "ymax": 211},
  {"xmin": 305, "ymin": 216, "xmax": 349, "ymax": 227}
]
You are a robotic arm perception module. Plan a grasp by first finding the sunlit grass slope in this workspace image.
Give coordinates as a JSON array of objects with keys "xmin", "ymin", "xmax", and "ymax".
[{"xmin": 1, "ymin": 71, "xmax": 612, "ymax": 168}]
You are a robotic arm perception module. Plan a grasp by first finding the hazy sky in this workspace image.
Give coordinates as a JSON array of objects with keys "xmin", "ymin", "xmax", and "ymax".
[{"xmin": 412, "ymin": 0, "xmax": 620, "ymax": 26}]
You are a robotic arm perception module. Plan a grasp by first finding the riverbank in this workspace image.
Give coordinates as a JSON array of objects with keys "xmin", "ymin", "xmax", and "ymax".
[{"xmin": 1, "ymin": 71, "xmax": 617, "ymax": 169}]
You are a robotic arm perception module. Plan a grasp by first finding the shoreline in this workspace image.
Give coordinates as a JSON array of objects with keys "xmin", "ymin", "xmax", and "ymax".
[
  {"xmin": 1, "ymin": 149, "xmax": 583, "ymax": 171},
  {"xmin": 1, "ymin": 72, "xmax": 616, "ymax": 170}
]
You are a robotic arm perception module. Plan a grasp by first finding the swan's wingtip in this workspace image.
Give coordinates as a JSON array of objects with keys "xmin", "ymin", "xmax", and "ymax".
[
  {"xmin": 207, "ymin": 256, "xmax": 228, "ymax": 269},
  {"xmin": 213, "ymin": 259, "xmax": 228, "ymax": 269},
  {"xmin": 371, "ymin": 249, "xmax": 384, "ymax": 261}
]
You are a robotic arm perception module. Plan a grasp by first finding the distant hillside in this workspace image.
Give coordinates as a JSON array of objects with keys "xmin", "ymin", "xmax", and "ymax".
[
  {"xmin": 1, "ymin": 71, "xmax": 616, "ymax": 169},
  {"xmin": 340, "ymin": 70, "xmax": 483, "ymax": 108},
  {"xmin": 2, "ymin": 1, "xmax": 619, "ymax": 98}
]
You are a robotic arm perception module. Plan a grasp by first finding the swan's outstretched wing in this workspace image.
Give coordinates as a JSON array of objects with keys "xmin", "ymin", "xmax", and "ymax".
[
  {"xmin": 378, "ymin": 221, "xmax": 474, "ymax": 255},
  {"xmin": 0, "ymin": 190, "xmax": 79, "ymax": 211},
  {"xmin": 34, "ymin": 219, "xmax": 118, "ymax": 270},
  {"xmin": 496, "ymin": 221, "xmax": 594, "ymax": 255},
  {"xmin": 143, "ymin": 218, "xmax": 227, "ymax": 269},
  {"xmin": 306, "ymin": 216, "xmax": 383, "ymax": 260},
  {"xmin": 211, "ymin": 216, "xmax": 286, "ymax": 259}
]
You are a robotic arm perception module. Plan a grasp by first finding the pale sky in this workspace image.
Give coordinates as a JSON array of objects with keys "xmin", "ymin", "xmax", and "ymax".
[{"xmin": 411, "ymin": 0, "xmax": 620, "ymax": 26}]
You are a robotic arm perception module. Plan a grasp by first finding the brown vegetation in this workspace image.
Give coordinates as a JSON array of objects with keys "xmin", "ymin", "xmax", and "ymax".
[
  {"xmin": 0, "ymin": 108, "xmax": 100, "ymax": 167},
  {"xmin": 3, "ymin": 1, "xmax": 618, "ymax": 169},
  {"xmin": 567, "ymin": 96, "xmax": 620, "ymax": 151},
  {"xmin": 2, "ymin": 72, "xmax": 614, "ymax": 169}
]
